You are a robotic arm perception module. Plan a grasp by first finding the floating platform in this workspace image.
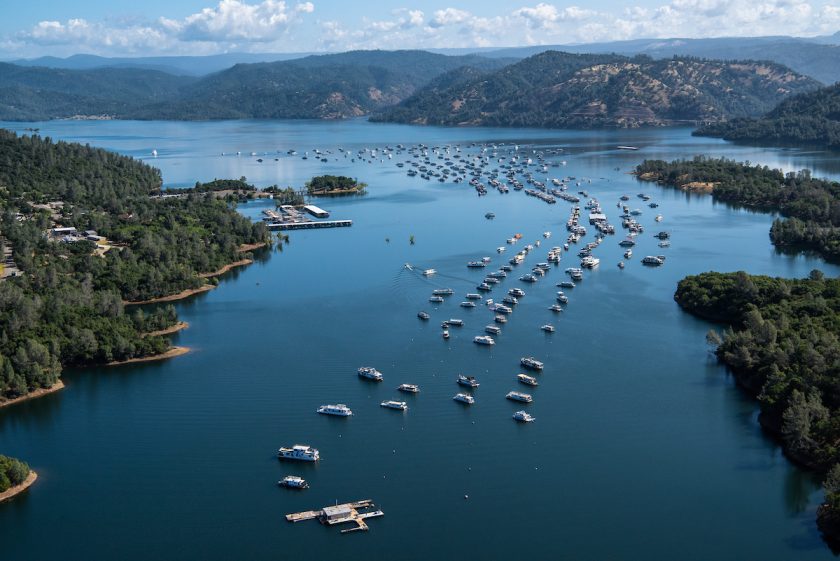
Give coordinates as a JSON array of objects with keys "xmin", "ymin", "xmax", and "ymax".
[
  {"xmin": 266, "ymin": 220, "xmax": 352, "ymax": 231},
  {"xmin": 286, "ymin": 499, "xmax": 383, "ymax": 533}
]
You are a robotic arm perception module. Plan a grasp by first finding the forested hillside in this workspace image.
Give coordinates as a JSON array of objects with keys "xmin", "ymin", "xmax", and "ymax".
[
  {"xmin": 695, "ymin": 83, "xmax": 840, "ymax": 149},
  {"xmin": 0, "ymin": 130, "xmax": 268, "ymax": 400}
]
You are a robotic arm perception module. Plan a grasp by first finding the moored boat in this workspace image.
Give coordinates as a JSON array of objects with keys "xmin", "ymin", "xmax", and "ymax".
[
  {"xmin": 278, "ymin": 475, "xmax": 309, "ymax": 488},
  {"xmin": 358, "ymin": 367, "xmax": 384, "ymax": 381},
  {"xmin": 317, "ymin": 403, "xmax": 353, "ymax": 416},
  {"xmin": 278, "ymin": 444, "xmax": 320, "ymax": 462},
  {"xmin": 506, "ymin": 391, "xmax": 533, "ymax": 403},
  {"xmin": 380, "ymin": 400, "xmax": 408, "ymax": 410}
]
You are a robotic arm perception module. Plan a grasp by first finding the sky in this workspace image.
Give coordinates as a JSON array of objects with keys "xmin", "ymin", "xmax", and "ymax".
[{"xmin": 1, "ymin": 0, "xmax": 840, "ymax": 58}]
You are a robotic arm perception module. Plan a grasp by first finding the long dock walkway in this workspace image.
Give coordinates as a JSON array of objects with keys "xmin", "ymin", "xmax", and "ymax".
[{"xmin": 267, "ymin": 220, "xmax": 352, "ymax": 231}]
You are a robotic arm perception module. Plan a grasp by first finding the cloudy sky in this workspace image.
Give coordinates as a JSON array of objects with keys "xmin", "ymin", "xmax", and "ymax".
[{"xmin": 2, "ymin": 0, "xmax": 839, "ymax": 58}]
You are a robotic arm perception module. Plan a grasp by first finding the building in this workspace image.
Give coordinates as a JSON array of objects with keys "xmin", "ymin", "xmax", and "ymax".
[
  {"xmin": 321, "ymin": 505, "xmax": 353, "ymax": 524},
  {"xmin": 303, "ymin": 204, "xmax": 330, "ymax": 218}
]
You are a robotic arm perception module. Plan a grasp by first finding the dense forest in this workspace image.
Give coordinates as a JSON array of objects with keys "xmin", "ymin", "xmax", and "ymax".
[
  {"xmin": 306, "ymin": 175, "xmax": 365, "ymax": 196},
  {"xmin": 0, "ymin": 455, "xmax": 30, "ymax": 493},
  {"xmin": 635, "ymin": 157, "xmax": 840, "ymax": 260},
  {"xmin": 0, "ymin": 130, "xmax": 269, "ymax": 401},
  {"xmin": 373, "ymin": 52, "xmax": 819, "ymax": 128},
  {"xmin": 674, "ymin": 271, "xmax": 840, "ymax": 543},
  {"xmin": 695, "ymin": 83, "xmax": 840, "ymax": 149}
]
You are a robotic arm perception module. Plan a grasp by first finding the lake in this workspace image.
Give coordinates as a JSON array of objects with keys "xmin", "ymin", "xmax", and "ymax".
[{"xmin": 1, "ymin": 119, "xmax": 839, "ymax": 560}]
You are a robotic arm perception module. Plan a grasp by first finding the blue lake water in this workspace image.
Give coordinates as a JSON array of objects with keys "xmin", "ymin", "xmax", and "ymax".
[{"xmin": 1, "ymin": 119, "xmax": 840, "ymax": 560}]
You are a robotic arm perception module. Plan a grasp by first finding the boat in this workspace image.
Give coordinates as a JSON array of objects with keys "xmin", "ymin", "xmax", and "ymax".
[
  {"xmin": 447, "ymin": 318, "xmax": 464, "ymax": 326},
  {"xmin": 506, "ymin": 391, "xmax": 533, "ymax": 403},
  {"xmin": 517, "ymin": 374, "xmax": 538, "ymax": 386},
  {"xmin": 453, "ymin": 393, "xmax": 475, "ymax": 404},
  {"xmin": 543, "ymin": 231, "xmax": 551, "ymax": 238},
  {"xmin": 541, "ymin": 324, "xmax": 555, "ymax": 333},
  {"xmin": 655, "ymin": 214, "xmax": 663, "ymax": 222},
  {"xmin": 432, "ymin": 288, "xmax": 454, "ymax": 295},
  {"xmin": 581, "ymin": 256, "xmax": 600, "ymax": 268},
  {"xmin": 559, "ymin": 281, "xmax": 575, "ymax": 288},
  {"xmin": 397, "ymin": 384, "xmax": 420, "ymax": 393},
  {"xmin": 278, "ymin": 444, "xmax": 320, "ymax": 462},
  {"xmin": 509, "ymin": 288, "xmax": 525, "ymax": 297},
  {"xmin": 380, "ymin": 400, "xmax": 408, "ymax": 411},
  {"xmin": 460, "ymin": 301, "xmax": 476, "ymax": 308},
  {"xmin": 429, "ymin": 296, "xmax": 444, "ymax": 303},
  {"xmin": 494, "ymin": 305, "xmax": 513, "ymax": 314},
  {"xmin": 485, "ymin": 325, "xmax": 501, "ymax": 335},
  {"xmin": 358, "ymin": 367, "xmax": 384, "ymax": 381},
  {"xmin": 520, "ymin": 274, "xmax": 538, "ymax": 283},
  {"xmin": 619, "ymin": 237, "xmax": 636, "ymax": 247},
  {"xmin": 502, "ymin": 296, "xmax": 518, "ymax": 305},
  {"xmin": 465, "ymin": 293, "xmax": 482, "ymax": 300},
  {"xmin": 618, "ymin": 261, "xmax": 625, "ymax": 269},
  {"xmin": 520, "ymin": 357, "xmax": 544, "ymax": 371},
  {"xmin": 474, "ymin": 335, "xmax": 495, "ymax": 345},
  {"xmin": 422, "ymin": 269, "xmax": 437, "ymax": 276},
  {"xmin": 417, "ymin": 311, "xmax": 430, "ymax": 320},
  {"xmin": 512, "ymin": 411, "xmax": 535, "ymax": 422},
  {"xmin": 485, "ymin": 212, "xmax": 496, "ymax": 219},
  {"xmin": 467, "ymin": 261, "xmax": 487, "ymax": 268},
  {"xmin": 317, "ymin": 403, "xmax": 353, "ymax": 416},
  {"xmin": 495, "ymin": 315, "xmax": 507, "ymax": 324},
  {"xmin": 497, "ymin": 246, "xmax": 506, "ymax": 253},
  {"xmin": 477, "ymin": 283, "xmax": 492, "ymax": 291},
  {"xmin": 442, "ymin": 330, "xmax": 450, "ymax": 339},
  {"xmin": 458, "ymin": 375, "xmax": 479, "ymax": 388},
  {"xmin": 624, "ymin": 249, "xmax": 632, "ymax": 259},
  {"xmin": 642, "ymin": 255, "xmax": 665, "ymax": 266},
  {"xmin": 549, "ymin": 304, "xmax": 564, "ymax": 312},
  {"xmin": 556, "ymin": 293, "xmax": 568, "ymax": 303},
  {"xmin": 278, "ymin": 475, "xmax": 309, "ymax": 489},
  {"xmin": 658, "ymin": 241, "xmax": 671, "ymax": 248}
]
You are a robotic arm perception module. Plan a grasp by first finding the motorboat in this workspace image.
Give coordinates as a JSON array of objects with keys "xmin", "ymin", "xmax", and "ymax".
[
  {"xmin": 358, "ymin": 367, "xmax": 384, "ymax": 381},
  {"xmin": 380, "ymin": 400, "xmax": 408, "ymax": 410},
  {"xmin": 278, "ymin": 444, "xmax": 320, "ymax": 462},
  {"xmin": 513, "ymin": 411, "xmax": 535, "ymax": 422},
  {"xmin": 398, "ymin": 384, "xmax": 420, "ymax": 393},
  {"xmin": 458, "ymin": 375, "xmax": 479, "ymax": 388},
  {"xmin": 317, "ymin": 404, "xmax": 353, "ymax": 416},
  {"xmin": 517, "ymin": 374, "xmax": 538, "ymax": 386},
  {"xmin": 278, "ymin": 475, "xmax": 309, "ymax": 488},
  {"xmin": 541, "ymin": 324, "xmax": 555, "ymax": 333}
]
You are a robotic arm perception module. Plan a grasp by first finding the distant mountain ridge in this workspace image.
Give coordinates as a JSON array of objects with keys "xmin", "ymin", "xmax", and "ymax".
[
  {"xmin": 695, "ymin": 83, "xmax": 840, "ymax": 148},
  {"xmin": 0, "ymin": 50, "xmax": 513, "ymax": 121},
  {"xmin": 373, "ymin": 51, "xmax": 820, "ymax": 129}
]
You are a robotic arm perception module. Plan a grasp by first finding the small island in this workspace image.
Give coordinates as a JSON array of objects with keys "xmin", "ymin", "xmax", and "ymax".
[
  {"xmin": 306, "ymin": 175, "xmax": 367, "ymax": 197},
  {"xmin": 0, "ymin": 455, "xmax": 35, "ymax": 502}
]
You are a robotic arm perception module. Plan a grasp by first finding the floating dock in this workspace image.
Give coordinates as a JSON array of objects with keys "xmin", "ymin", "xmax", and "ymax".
[
  {"xmin": 286, "ymin": 499, "xmax": 383, "ymax": 533},
  {"xmin": 267, "ymin": 220, "xmax": 352, "ymax": 231}
]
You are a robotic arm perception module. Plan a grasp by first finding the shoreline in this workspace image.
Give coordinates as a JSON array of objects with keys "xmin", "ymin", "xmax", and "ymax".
[
  {"xmin": 238, "ymin": 242, "xmax": 267, "ymax": 252},
  {"xmin": 107, "ymin": 346, "xmax": 190, "ymax": 366},
  {"xmin": 144, "ymin": 321, "xmax": 189, "ymax": 338},
  {"xmin": 0, "ymin": 471, "xmax": 38, "ymax": 503},
  {"xmin": 199, "ymin": 259, "xmax": 252, "ymax": 279},
  {"xmin": 124, "ymin": 284, "xmax": 215, "ymax": 306},
  {"xmin": 0, "ymin": 381, "xmax": 65, "ymax": 409}
]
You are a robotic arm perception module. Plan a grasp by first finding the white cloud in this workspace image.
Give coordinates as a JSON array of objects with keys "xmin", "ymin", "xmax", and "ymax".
[
  {"xmin": 3, "ymin": 0, "xmax": 840, "ymax": 57},
  {"xmin": 9, "ymin": 0, "xmax": 316, "ymax": 56}
]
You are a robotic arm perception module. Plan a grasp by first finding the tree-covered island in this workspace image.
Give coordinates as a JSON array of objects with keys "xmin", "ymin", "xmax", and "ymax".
[
  {"xmin": 306, "ymin": 175, "xmax": 366, "ymax": 196},
  {"xmin": 0, "ymin": 129, "xmax": 270, "ymax": 403}
]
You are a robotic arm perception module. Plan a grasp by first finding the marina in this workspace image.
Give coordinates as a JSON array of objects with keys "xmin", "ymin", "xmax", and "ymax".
[{"xmin": 285, "ymin": 500, "xmax": 384, "ymax": 533}]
